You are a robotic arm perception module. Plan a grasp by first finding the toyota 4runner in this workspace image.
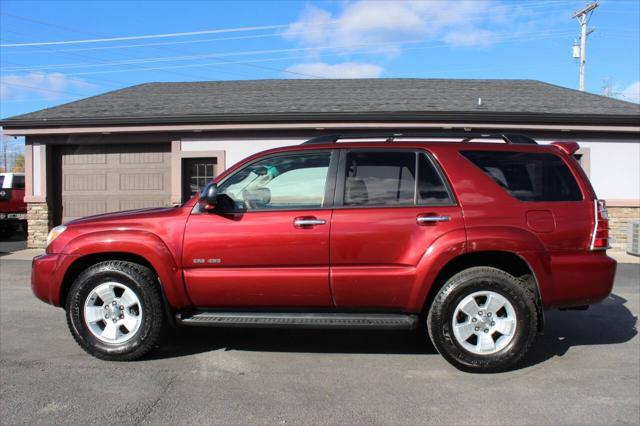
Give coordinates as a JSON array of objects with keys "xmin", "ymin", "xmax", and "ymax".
[{"xmin": 31, "ymin": 133, "xmax": 616, "ymax": 372}]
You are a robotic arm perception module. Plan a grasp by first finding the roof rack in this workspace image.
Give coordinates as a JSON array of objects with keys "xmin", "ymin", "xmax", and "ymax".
[{"xmin": 302, "ymin": 132, "xmax": 538, "ymax": 145}]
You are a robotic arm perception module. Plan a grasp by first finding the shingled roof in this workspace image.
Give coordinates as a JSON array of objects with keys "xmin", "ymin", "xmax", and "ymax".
[{"xmin": 2, "ymin": 78, "xmax": 639, "ymax": 128}]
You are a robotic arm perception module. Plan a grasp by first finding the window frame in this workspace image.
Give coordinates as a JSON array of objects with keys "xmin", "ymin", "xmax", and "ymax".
[
  {"xmin": 211, "ymin": 149, "xmax": 339, "ymax": 213},
  {"xmin": 333, "ymin": 148, "xmax": 457, "ymax": 209}
]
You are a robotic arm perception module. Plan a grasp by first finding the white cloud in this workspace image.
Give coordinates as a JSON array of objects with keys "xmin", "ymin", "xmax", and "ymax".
[
  {"xmin": 285, "ymin": 62, "xmax": 384, "ymax": 79},
  {"xmin": 0, "ymin": 72, "xmax": 93, "ymax": 101},
  {"xmin": 618, "ymin": 81, "xmax": 640, "ymax": 104},
  {"xmin": 284, "ymin": 1, "xmax": 502, "ymax": 53}
]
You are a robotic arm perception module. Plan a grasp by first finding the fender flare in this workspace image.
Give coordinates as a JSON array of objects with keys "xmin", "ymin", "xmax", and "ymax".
[
  {"xmin": 61, "ymin": 230, "xmax": 190, "ymax": 308},
  {"xmin": 407, "ymin": 225, "xmax": 551, "ymax": 317}
]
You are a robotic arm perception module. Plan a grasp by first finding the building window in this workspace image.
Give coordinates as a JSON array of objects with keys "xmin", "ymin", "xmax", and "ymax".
[{"xmin": 182, "ymin": 158, "xmax": 216, "ymax": 202}]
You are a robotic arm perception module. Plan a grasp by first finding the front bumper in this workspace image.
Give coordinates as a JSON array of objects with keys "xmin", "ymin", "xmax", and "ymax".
[{"xmin": 31, "ymin": 253, "xmax": 79, "ymax": 306}]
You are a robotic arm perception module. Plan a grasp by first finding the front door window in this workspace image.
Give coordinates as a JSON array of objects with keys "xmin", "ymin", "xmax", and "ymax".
[{"xmin": 217, "ymin": 152, "xmax": 331, "ymax": 211}]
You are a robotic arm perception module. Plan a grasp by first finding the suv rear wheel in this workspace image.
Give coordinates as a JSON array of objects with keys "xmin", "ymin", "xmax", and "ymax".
[
  {"xmin": 66, "ymin": 261, "xmax": 165, "ymax": 361},
  {"xmin": 427, "ymin": 267, "xmax": 538, "ymax": 373}
]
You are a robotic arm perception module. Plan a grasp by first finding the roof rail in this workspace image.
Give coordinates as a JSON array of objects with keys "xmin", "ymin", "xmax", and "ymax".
[{"xmin": 302, "ymin": 132, "xmax": 538, "ymax": 145}]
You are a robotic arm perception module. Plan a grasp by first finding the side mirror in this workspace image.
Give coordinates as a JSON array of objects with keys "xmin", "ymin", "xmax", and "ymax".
[{"xmin": 198, "ymin": 183, "xmax": 218, "ymax": 211}]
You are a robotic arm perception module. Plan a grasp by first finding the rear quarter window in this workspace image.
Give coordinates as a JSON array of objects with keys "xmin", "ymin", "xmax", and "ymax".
[{"xmin": 461, "ymin": 151, "xmax": 583, "ymax": 202}]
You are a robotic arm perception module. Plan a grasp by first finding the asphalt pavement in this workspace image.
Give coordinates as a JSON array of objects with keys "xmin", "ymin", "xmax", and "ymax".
[{"xmin": 0, "ymin": 258, "xmax": 638, "ymax": 425}]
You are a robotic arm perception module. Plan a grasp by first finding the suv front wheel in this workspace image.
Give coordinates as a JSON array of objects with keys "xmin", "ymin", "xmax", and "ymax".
[
  {"xmin": 66, "ymin": 261, "xmax": 165, "ymax": 361},
  {"xmin": 427, "ymin": 267, "xmax": 538, "ymax": 373}
]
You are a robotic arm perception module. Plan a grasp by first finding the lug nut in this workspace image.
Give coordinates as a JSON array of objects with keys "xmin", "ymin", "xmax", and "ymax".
[
  {"xmin": 119, "ymin": 305, "xmax": 124, "ymax": 310},
  {"xmin": 474, "ymin": 327, "xmax": 480, "ymax": 331},
  {"xmin": 112, "ymin": 301, "xmax": 117, "ymax": 305},
  {"xmin": 105, "ymin": 314, "xmax": 109, "ymax": 319},
  {"xmin": 491, "ymin": 321, "xmax": 495, "ymax": 326},
  {"xmin": 484, "ymin": 329, "xmax": 489, "ymax": 333},
  {"xmin": 478, "ymin": 311, "xmax": 483, "ymax": 316},
  {"xmin": 487, "ymin": 312, "xmax": 492, "ymax": 317},
  {"xmin": 471, "ymin": 318, "xmax": 477, "ymax": 323},
  {"xmin": 119, "ymin": 314, "xmax": 124, "ymax": 319}
]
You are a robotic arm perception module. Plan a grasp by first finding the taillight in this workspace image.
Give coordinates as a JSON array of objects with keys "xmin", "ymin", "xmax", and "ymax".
[{"xmin": 590, "ymin": 199, "xmax": 610, "ymax": 250}]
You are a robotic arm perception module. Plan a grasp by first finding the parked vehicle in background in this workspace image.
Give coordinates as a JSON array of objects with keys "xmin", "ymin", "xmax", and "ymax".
[
  {"xmin": 0, "ymin": 172, "xmax": 27, "ymax": 238},
  {"xmin": 31, "ymin": 133, "xmax": 616, "ymax": 372}
]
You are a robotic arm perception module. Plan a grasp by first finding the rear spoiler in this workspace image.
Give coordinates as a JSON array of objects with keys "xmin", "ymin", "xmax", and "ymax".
[{"xmin": 550, "ymin": 141, "xmax": 580, "ymax": 155}]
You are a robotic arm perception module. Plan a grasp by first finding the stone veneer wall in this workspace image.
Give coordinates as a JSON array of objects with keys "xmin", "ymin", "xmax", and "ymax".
[
  {"xmin": 608, "ymin": 206, "xmax": 640, "ymax": 252},
  {"xmin": 27, "ymin": 203, "xmax": 52, "ymax": 249}
]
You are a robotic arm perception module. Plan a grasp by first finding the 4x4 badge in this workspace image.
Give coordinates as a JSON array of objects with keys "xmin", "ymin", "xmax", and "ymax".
[{"xmin": 192, "ymin": 258, "xmax": 221, "ymax": 264}]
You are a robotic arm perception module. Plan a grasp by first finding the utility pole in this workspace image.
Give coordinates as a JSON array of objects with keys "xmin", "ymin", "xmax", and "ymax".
[{"xmin": 573, "ymin": 2, "xmax": 599, "ymax": 91}]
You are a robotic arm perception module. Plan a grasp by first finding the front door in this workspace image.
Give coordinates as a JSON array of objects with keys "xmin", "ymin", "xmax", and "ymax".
[
  {"xmin": 182, "ymin": 150, "xmax": 336, "ymax": 308},
  {"xmin": 330, "ymin": 149, "xmax": 465, "ymax": 309}
]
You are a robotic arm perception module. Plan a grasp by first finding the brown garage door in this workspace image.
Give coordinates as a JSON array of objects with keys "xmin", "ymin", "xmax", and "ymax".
[{"xmin": 60, "ymin": 144, "xmax": 171, "ymax": 223}]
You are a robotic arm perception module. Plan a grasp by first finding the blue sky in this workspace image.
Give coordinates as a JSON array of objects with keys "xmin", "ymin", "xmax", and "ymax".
[{"xmin": 1, "ymin": 0, "xmax": 639, "ymax": 120}]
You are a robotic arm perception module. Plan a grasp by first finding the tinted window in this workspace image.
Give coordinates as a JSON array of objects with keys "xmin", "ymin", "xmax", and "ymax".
[
  {"xmin": 418, "ymin": 154, "xmax": 453, "ymax": 204},
  {"xmin": 461, "ymin": 151, "xmax": 582, "ymax": 201},
  {"xmin": 0, "ymin": 176, "xmax": 4, "ymax": 188},
  {"xmin": 218, "ymin": 152, "xmax": 330, "ymax": 210},
  {"xmin": 12, "ymin": 175, "xmax": 25, "ymax": 189},
  {"xmin": 344, "ymin": 152, "xmax": 416, "ymax": 206}
]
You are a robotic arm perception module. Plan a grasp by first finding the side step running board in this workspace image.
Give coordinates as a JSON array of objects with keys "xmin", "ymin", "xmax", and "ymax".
[{"xmin": 176, "ymin": 312, "xmax": 419, "ymax": 330}]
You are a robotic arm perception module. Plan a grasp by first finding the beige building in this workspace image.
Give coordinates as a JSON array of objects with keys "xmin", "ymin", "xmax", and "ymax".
[{"xmin": 0, "ymin": 79, "xmax": 638, "ymax": 249}]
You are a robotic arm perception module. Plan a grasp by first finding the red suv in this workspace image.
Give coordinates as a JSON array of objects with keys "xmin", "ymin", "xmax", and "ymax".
[
  {"xmin": 0, "ymin": 172, "xmax": 27, "ymax": 238},
  {"xmin": 32, "ymin": 133, "xmax": 616, "ymax": 372}
]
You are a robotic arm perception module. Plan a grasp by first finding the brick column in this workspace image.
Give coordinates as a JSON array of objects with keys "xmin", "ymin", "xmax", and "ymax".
[
  {"xmin": 27, "ymin": 203, "xmax": 52, "ymax": 248},
  {"xmin": 608, "ymin": 206, "xmax": 640, "ymax": 252},
  {"xmin": 24, "ymin": 141, "xmax": 53, "ymax": 248}
]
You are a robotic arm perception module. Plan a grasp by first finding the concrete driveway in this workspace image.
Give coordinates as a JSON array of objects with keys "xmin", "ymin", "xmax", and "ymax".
[{"xmin": 0, "ymin": 258, "xmax": 638, "ymax": 425}]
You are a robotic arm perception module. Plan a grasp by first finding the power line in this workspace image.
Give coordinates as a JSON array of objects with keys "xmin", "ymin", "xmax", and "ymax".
[
  {"xmin": 1, "ymin": 27, "xmax": 577, "ymax": 75},
  {"xmin": 0, "ymin": 12, "xmax": 281, "ymax": 81},
  {"xmin": 0, "ymin": 80, "xmax": 87, "ymax": 97},
  {"xmin": 0, "ymin": 22, "xmax": 297, "ymax": 47},
  {"xmin": 54, "ymin": 30, "xmax": 576, "ymax": 78}
]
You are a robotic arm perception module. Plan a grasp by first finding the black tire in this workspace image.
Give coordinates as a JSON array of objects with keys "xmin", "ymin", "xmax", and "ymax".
[
  {"xmin": 427, "ymin": 267, "xmax": 538, "ymax": 373},
  {"xmin": 65, "ymin": 260, "xmax": 165, "ymax": 361}
]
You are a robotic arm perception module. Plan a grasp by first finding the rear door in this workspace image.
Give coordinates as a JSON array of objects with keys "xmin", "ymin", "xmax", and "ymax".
[{"xmin": 329, "ymin": 149, "xmax": 464, "ymax": 309}]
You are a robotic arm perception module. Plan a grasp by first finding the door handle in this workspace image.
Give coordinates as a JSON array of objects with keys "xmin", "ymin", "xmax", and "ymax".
[
  {"xmin": 417, "ymin": 215, "xmax": 450, "ymax": 225},
  {"xmin": 294, "ymin": 218, "xmax": 327, "ymax": 228}
]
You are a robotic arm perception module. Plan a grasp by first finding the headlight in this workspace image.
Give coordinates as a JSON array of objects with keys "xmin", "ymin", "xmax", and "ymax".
[{"xmin": 46, "ymin": 225, "xmax": 67, "ymax": 247}]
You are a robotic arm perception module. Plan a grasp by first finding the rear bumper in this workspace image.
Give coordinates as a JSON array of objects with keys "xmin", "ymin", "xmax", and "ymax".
[
  {"xmin": 547, "ymin": 252, "xmax": 617, "ymax": 308},
  {"xmin": 31, "ymin": 253, "xmax": 78, "ymax": 307}
]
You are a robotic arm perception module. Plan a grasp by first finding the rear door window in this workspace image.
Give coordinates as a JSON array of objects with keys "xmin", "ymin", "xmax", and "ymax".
[
  {"xmin": 342, "ymin": 151, "xmax": 453, "ymax": 206},
  {"xmin": 343, "ymin": 151, "xmax": 416, "ymax": 206},
  {"xmin": 461, "ymin": 151, "xmax": 582, "ymax": 201}
]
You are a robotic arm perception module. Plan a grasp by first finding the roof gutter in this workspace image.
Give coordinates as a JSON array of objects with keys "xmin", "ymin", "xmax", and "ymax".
[
  {"xmin": 2, "ymin": 120, "xmax": 639, "ymax": 136},
  {"xmin": 2, "ymin": 111, "xmax": 640, "ymax": 130}
]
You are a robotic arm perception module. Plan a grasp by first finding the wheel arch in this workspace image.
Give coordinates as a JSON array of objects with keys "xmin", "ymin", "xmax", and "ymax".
[
  {"xmin": 421, "ymin": 251, "xmax": 545, "ymax": 331},
  {"xmin": 59, "ymin": 252, "xmax": 180, "ymax": 328},
  {"xmin": 60, "ymin": 252, "xmax": 155, "ymax": 307}
]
